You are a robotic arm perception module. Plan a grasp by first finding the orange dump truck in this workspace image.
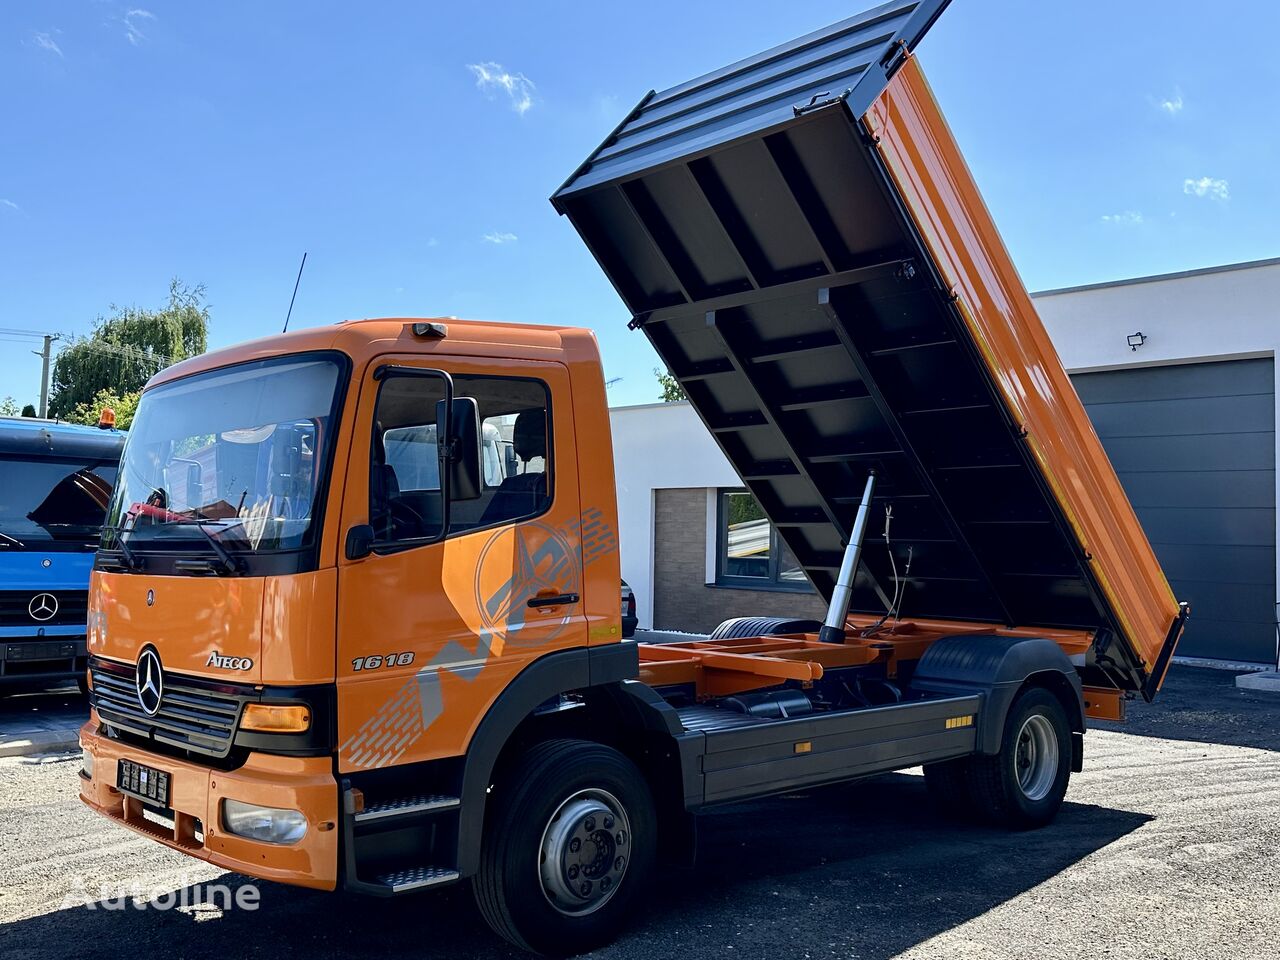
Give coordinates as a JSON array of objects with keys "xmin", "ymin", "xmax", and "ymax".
[{"xmin": 80, "ymin": 1, "xmax": 1185, "ymax": 953}]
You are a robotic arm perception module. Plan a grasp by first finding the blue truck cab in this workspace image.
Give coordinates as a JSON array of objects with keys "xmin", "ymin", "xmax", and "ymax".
[{"xmin": 0, "ymin": 416, "xmax": 124, "ymax": 692}]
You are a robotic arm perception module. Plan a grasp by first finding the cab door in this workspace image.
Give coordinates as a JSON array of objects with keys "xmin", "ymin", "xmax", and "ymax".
[{"xmin": 334, "ymin": 354, "xmax": 584, "ymax": 772}]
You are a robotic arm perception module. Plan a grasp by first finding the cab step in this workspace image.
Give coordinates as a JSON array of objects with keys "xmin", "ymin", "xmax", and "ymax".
[
  {"xmin": 373, "ymin": 865, "xmax": 460, "ymax": 893},
  {"xmin": 355, "ymin": 794, "xmax": 460, "ymax": 824}
]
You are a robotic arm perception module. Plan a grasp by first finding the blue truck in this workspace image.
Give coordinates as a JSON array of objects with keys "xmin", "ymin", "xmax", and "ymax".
[{"xmin": 0, "ymin": 416, "xmax": 124, "ymax": 693}]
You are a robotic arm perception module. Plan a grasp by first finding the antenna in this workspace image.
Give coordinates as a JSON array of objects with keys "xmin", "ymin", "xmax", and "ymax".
[{"xmin": 282, "ymin": 252, "xmax": 308, "ymax": 333}]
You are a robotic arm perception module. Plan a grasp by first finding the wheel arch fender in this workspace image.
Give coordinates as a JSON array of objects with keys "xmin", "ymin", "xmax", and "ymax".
[
  {"xmin": 455, "ymin": 642, "xmax": 638, "ymax": 877},
  {"xmin": 910, "ymin": 635, "xmax": 1084, "ymax": 756}
]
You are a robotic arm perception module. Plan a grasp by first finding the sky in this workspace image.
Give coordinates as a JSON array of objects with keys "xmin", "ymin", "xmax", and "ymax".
[{"xmin": 1, "ymin": 0, "xmax": 1277, "ymax": 410}]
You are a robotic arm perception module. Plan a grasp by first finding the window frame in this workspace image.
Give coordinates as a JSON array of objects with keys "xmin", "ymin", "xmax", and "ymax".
[
  {"xmin": 713, "ymin": 488, "xmax": 811, "ymax": 593},
  {"xmin": 367, "ymin": 369, "xmax": 555, "ymax": 554}
]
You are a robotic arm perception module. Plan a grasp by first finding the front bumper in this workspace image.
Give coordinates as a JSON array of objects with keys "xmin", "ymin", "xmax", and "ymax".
[
  {"xmin": 0, "ymin": 636, "xmax": 86, "ymax": 684},
  {"xmin": 79, "ymin": 718, "xmax": 339, "ymax": 890}
]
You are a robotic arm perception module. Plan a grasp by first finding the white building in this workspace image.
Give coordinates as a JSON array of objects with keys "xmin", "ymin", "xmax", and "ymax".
[{"xmin": 611, "ymin": 257, "xmax": 1280, "ymax": 664}]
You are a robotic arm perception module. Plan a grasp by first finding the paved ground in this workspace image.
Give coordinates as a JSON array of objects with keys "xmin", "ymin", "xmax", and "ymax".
[{"xmin": 1, "ymin": 664, "xmax": 1277, "ymax": 960}]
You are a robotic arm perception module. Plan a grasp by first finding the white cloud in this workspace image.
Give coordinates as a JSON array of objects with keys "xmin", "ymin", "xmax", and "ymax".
[
  {"xmin": 1101, "ymin": 211, "xmax": 1143, "ymax": 226},
  {"xmin": 1157, "ymin": 91, "xmax": 1183, "ymax": 115},
  {"xmin": 123, "ymin": 8, "xmax": 155, "ymax": 45},
  {"xmin": 0, "ymin": 199, "xmax": 20, "ymax": 212},
  {"xmin": 1183, "ymin": 176, "xmax": 1229, "ymax": 201},
  {"xmin": 467, "ymin": 62, "xmax": 536, "ymax": 115},
  {"xmin": 32, "ymin": 32, "xmax": 63, "ymax": 57},
  {"xmin": 482, "ymin": 231, "xmax": 518, "ymax": 244}
]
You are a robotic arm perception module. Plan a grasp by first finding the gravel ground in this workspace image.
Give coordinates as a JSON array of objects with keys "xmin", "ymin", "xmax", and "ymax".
[{"xmin": 1, "ymin": 666, "xmax": 1277, "ymax": 960}]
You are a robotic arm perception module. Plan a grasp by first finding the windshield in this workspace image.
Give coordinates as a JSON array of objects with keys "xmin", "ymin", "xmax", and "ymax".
[
  {"xmin": 105, "ymin": 355, "xmax": 342, "ymax": 555},
  {"xmin": 0, "ymin": 457, "xmax": 118, "ymax": 551}
]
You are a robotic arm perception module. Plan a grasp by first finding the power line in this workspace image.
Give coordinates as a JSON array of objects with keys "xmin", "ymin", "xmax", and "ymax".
[{"xmin": 57, "ymin": 336, "xmax": 173, "ymax": 368}]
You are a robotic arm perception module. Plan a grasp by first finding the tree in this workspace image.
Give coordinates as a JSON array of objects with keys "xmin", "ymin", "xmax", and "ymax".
[
  {"xmin": 0, "ymin": 397, "xmax": 18, "ymax": 416},
  {"xmin": 48, "ymin": 279, "xmax": 208, "ymax": 419},
  {"xmin": 67, "ymin": 389, "xmax": 142, "ymax": 431},
  {"xmin": 656, "ymin": 367, "xmax": 686, "ymax": 402},
  {"xmin": 20, "ymin": 404, "xmax": 36, "ymax": 418}
]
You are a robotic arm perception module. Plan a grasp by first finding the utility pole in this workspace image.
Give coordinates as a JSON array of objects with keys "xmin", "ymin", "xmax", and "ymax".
[{"xmin": 33, "ymin": 334, "xmax": 59, "ymax": 418}]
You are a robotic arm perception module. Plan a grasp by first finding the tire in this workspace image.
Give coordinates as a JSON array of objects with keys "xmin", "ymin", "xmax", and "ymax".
[
  {"xmin": 709, "ymin": 616, "xmax": 823, "ymax": 640},
  {"xmin": 76, "ymin": 675, "xmax": 90, "ymax": 698},
  {"xmin": 965, "ymin": 687, "xmax": 1071, "ymax": 830},
  {"xmin": 473, "ymin": 739, "xmax": 656, "ymax": 955}
]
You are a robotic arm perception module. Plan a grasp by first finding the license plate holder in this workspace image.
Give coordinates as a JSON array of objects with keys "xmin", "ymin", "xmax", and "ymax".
[{"xmin": 117, "ymin": 759, "xmax": 171, "ymax": 807}]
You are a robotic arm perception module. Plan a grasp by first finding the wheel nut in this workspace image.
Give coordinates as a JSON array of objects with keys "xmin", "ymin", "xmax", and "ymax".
[
  {"xmin": 616, "ymin": 830, "xmax": 626, "ymax": 846},
  {"xmin": 579, "ymin": 880, "xmax": 592, "ymax": 897},
  {"xmin": 569, "ymin": 838, "xmax": 581, "ymax": 853},
  {"xmin": 584, "ymin": 816, "xmax": 596, "ymax": 832},
  {"xmin": 603, "ymin": 815, "xmax": 615, "ymax": 830},
  {"xmin": 567, "ymin": 865, "xmax": 579, "ymax": 880},
  {"xmin": 614, "ymin": 856, "xmax": 625, "ymax": 871},
  {"xmin": 601, "ymin": 876, "xmax": 612, "ymax": 891}
]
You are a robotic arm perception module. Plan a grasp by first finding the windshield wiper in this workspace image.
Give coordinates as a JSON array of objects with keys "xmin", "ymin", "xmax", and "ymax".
[
  {"xmin": 0, "ymin": 531, "xmax": 26, "ymax": 550},
  {"xmin": 99, "ymin": 523, "xmax": 140, "ymax": 571},
  {"xmin": 173, "ymin": 520, "xmax": 243, "ymax": 576}
]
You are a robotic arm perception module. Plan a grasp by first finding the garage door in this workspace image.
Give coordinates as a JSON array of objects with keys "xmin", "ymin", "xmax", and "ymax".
[{"xmin": 1072, "ymin": 358, "xmax": 1276, "ymax": 663}]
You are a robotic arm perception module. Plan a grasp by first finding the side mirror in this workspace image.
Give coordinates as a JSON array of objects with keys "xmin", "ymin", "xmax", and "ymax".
[
  {"xmin": 184, "ymin": 462, "xmax": 203, "ymax": 509},
  {"xmin": 437, "ymin": 397, "xmax": 482, "ymax": 502},
  {"xmin": 346, "ymin": 524, "xmax": 375, "ymax": 560}
]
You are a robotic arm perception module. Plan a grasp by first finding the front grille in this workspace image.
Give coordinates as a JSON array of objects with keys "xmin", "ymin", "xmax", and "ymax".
[
  {"xmin": 90, "ymin": 658, "xmax": 247, "ymax": 759},
  {"xmin": 0, "ymin": 590, "xmax": 88, "ymax": 626}
]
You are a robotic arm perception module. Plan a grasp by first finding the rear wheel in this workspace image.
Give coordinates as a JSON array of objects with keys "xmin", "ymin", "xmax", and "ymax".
[
  {"xmin": 966, "ymin": 687, "xmax": 1071, "ymax": 829},
  {"xmin": 473, "ymin": 739, "xmax": 656, "ymax": 955}
]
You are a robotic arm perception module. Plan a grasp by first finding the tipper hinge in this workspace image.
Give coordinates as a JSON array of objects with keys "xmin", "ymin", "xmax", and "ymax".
[
  {"xmin": 627, "ymin": 313, "xmax": 650, "ymax": 331},
  {"xmin": 880, "ymin": 38, "xmax": 912, "ymax": 77}
]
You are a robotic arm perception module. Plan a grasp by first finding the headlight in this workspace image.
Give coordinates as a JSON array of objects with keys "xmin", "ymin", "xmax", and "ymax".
[
  {"xmin": 222, "ymin": 799, "xmax": 308, "ymax": 845},
  {"xmin": 81, "ymin": 748, "xmax": 94, "ymax": 780}
]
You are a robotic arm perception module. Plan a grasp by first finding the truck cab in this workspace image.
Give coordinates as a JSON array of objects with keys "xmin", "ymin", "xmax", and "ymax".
[{"xmin": 0, "ymin": 417, "xmax": 123, "ymax": 692}]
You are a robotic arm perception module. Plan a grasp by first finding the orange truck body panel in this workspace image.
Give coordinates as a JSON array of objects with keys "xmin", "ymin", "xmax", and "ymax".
[{"xmin": 862, "ymin": 59, "xmax": 1183, "ymax": 683}]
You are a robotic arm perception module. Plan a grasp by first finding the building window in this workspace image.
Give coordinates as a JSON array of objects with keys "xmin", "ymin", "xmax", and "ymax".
[{"xmin": 715, "ymin": 489, "xmax": 809, "ymax": 591}]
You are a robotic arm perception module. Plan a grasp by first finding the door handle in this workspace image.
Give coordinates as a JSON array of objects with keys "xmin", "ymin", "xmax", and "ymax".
[{"xmin": 527, "ymin": 593, "xmax": 579, "ymax": 609}]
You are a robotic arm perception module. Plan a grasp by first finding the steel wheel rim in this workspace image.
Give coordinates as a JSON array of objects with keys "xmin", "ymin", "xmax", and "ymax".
[
  {"xmin": 1014, "ymin": 713, "xmax": 1059, "ymax": 801},
  {"xmin": 538, "ymin": 788, "xmax": 630, "ymax": 917}
]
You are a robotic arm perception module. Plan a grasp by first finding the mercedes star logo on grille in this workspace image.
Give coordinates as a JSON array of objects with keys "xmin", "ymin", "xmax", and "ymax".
[
  {"xmin": 28, "ymin": 593, "xmax": 58, "ymax": 622},
  {"xmin": 136, "ymin": 647, "xmax": 164, "ymax": 716}
]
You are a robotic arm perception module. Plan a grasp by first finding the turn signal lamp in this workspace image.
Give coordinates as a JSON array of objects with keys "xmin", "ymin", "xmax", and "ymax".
[{"xmin": 241, "ymin": 703, "xmax": 311, "ymax": 733}]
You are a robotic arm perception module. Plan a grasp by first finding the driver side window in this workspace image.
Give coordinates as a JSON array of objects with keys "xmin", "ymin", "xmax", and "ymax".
[
  {"xmin": 370, "ymin": 375, "xmax": 446, "ymax": 543},
  {"xmin": 369, "ymin": 372, "xmax": 552, "ymax": 546}
]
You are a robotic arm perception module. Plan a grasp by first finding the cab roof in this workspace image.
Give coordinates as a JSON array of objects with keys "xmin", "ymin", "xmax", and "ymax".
[
  {"xmin": 147, "ymin": 317, "xmax": 602, "ymax": 390},
  {"xmin": 0, "ymin": 416, "xmax": 125, "ymax": 460}
]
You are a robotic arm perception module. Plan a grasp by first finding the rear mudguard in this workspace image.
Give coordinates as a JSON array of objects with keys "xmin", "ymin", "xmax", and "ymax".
[{"xmin": 910, "ymin": 635, "xmax": 1085, "ymax": 763}]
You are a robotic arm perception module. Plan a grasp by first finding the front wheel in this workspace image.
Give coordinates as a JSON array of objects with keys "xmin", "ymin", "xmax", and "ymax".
[
  {"xmin": 473, "ymin": 739, "xmax": 656, "ymax": 955},
  {"xmin": 966, "ymin": 687, "xmax": 1071, "ymax": 829}
]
